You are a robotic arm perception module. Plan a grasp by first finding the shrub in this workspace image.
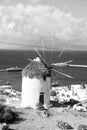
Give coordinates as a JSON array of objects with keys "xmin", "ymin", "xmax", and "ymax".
[{"xmin": 0, "ymin": 104, "xmax": 21, "ymax": 124}]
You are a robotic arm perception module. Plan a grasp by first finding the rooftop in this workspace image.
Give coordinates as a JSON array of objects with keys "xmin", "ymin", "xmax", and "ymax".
[{"xmin": 22, "ymin": 57, "xmax": 50, "ymax": 79}]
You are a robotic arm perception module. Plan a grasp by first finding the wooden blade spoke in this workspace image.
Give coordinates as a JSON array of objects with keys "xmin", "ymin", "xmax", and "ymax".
[
  {"xmin": 58, "ymin": 47, "xmax": 65, "ymax": 58},
  {"xmin": 34, "ymin": 47, "xmax": 49, "ymax": 68},
  {"xmin": 51, "ymin": 60, "xmax": 73, "ymax": 67},
  {"xmin": 52, "ymin": 69, "xmax": 73, "ymax": 79},
  {"xmin": 52, "ymin": 71, "xmax": 63, "ymax": 86},
  {"xmin": 64, "ymin": 60, "xmax": 73, "ymax": 64},
  {"xmin": 28, "ymin": 58, "xmax": 33, "ymax": 62},
  {"xmin": 41, "ymin": 39, "xmax": 45, "ymax": 59},
  {"xmin": 49, "ymin": 37, "xmax": 55, "ymax": 63}
]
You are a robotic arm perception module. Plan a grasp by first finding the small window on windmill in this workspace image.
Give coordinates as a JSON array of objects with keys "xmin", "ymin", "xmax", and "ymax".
[{"xmin": 43, "ymin": 75, "xmax": 46, "ymax": 81}]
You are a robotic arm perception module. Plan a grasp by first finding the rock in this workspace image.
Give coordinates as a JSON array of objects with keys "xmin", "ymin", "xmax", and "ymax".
[
  {"xmin": 44, "ymin": 110, "xmax": 52, "ymax": 117},
  {"xmin": 57, "ymin": 120, "xmax": 74, "ymax": 130},
  {"xmin": 2, "ymin": 123, "xmax": 9, "ymax": 130},
  {"xmin": 73, "ymin": 103, "xmax": 86, "ymax": 112},
  {"xmin": 77, "ymin": 124, "xmax": 87, "ymax": 130}
]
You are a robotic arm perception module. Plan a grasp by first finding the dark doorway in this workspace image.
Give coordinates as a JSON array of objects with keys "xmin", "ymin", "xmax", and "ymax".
[{"xmin": 39, "ymin": 92, "xmax": 44, "ymax": 105}]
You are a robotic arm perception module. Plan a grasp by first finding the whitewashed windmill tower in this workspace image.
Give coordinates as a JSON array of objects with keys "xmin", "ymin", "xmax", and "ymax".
[{"xmin": 21, "ymin": 57, "xmax": 51, "ymax": 109}]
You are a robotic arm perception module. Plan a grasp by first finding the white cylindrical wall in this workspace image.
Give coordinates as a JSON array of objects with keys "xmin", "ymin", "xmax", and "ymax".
[
  {"xmin": 21, "ymin": 76, "xmax": 50, "ymax": 108},
  {"xmin": 21, "ymin": 77, "xmax": 41, "ymax": 108}
]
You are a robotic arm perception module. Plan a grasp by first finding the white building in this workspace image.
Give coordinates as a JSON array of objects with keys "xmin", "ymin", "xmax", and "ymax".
[
  {"xmin": 21, "ymin": 57, "xmax": 51, "ymax": 109},
  {"xmin": 71, "ymin": 84, "xmax": 87, "ymax": 101}
]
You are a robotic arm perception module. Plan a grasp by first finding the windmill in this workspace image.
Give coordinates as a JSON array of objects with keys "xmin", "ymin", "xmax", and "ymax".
[{"xmin": 22, "ymin": 45, "xmax": 75, "ymax": 108}]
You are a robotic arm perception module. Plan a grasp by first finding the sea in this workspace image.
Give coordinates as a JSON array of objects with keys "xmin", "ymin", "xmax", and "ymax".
[{"xmin": 0, "ymin": 50, "xmax": 87, "ymax": 92}]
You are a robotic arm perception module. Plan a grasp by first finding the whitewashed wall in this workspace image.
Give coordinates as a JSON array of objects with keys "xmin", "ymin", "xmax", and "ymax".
[
  {"xmin": 71, "ymin": 84, "xmax": 87, "ymax": 100},
  {"xmin": 21, "ymin": 76, "xmax": 50, "ymax": 108}
]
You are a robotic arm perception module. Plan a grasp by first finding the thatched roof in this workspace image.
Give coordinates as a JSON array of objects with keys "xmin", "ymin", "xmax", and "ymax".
[{"xmin": 22, "ymin": 57, "xmax": 50, "ymax": 79}]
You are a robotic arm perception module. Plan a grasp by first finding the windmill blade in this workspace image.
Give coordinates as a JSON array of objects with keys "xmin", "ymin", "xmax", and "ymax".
[
  {"xmin": 34, "ymin": 47, "xmax": 49, "ymax": 68},
  {"xmin": 28, "ymin": 58, "xmax": 33, "ymax": 62},
  {"xmin": 49, "ymin": 37, "xmax": 55, "ymax": 63},
  {"xmin": 58, "ymin": 47, "xmax": 66, "ymax": 58},
  {"xmin": 52, "ymin": 71, "xmax": 63, "ymax": 86},
  {"xmin": 41, "ymin": 39, "xmax": 45, "ymax": 59},
  {"xmin": 64, "ymin": 60, "xmax": 73, "ymax": 64},
  {"xmin": 68, "ymin": 64, "xmax": 87, "ymax": 68},
  {"xmin": 51, "ymin": 60, "xmax": 73, "ymax": 67},
  {"xmin": 52, "ymin": 69, "xmax": 73, "ymax": 79}
]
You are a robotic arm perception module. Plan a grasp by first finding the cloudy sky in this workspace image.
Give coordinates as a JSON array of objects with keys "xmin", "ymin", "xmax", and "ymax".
[{"xmin": 0, "ymin": 0, "xmax": 87, "ymax": 50}]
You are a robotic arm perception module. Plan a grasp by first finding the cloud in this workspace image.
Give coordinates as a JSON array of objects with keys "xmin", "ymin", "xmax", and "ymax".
[
  {"xmin": 0, "ymin": 0, "xmax": 44, "ymax": 5},
  {"xmin": 29, "ymin": 0, "xmax": 41, "ymax": 4},
  {"xmin": 0, "ymin": 3, "xmax": 87, "ymax": 47}
]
